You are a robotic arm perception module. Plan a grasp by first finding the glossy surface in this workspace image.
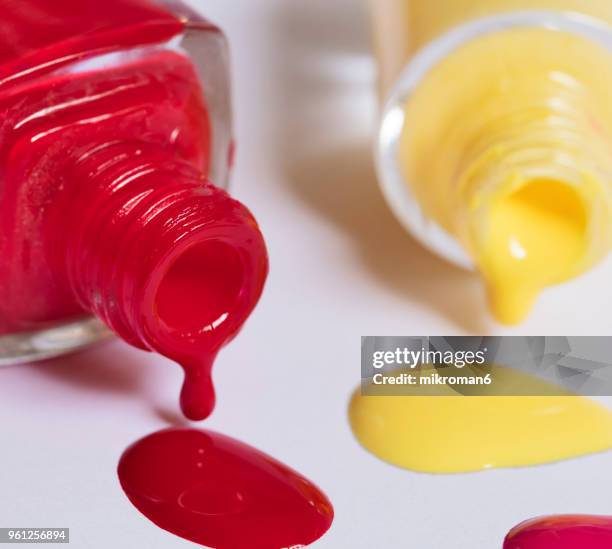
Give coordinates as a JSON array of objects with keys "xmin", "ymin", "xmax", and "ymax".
[
  {"xmin": 504, "ymin": 515, "xmax": 612, "ymax": 549},
  {"xmin": 118, "ymin": 429, "xmax": 334, "ymax": 549},
  {"xmin": 349, "ymin": 367, "xmax": 612, "ymax": 473},
  {"xmin": 0, "ymin": 0, "xmax": 269, "ymax": 420},
  {"xmin": 399, "ymin": 28, "xmax": 612, "ymax": 324}
]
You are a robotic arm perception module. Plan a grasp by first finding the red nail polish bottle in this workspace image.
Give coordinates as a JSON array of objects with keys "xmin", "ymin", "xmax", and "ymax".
[{"xmin": 0, "ymin": 0, "xmax": 269, "ymax": 420}]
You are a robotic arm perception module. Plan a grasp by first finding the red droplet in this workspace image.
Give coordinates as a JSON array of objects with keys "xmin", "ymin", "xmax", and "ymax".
[
  {"xmin": 118, "ymin": 429, "xmax": 334, "ymax": 549},
  {"xmin": 504, "ymin": 515, "xmax": 612, "ymax": 549}
]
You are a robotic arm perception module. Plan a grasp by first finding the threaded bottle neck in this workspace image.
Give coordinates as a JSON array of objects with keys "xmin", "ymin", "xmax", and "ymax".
[
  {"xmin": 45, "ymin": 141, "xmax": 268, "ymax": 417},
  {"xmin": 449, "ymin": 64, "xmax": 612, "ymax": 323},
  {"xmin": 456, "ymin": 70, "xmax": 612, "ymax": 262}
]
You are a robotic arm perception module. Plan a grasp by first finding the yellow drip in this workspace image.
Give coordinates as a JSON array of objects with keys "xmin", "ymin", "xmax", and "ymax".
[
  {"xmin": 481, "ymin": 179, "xmax": 588, "ymax": 324},
  {"xmin": 349, "ymin": 367, "xmax": 612, "ymax": 473}
]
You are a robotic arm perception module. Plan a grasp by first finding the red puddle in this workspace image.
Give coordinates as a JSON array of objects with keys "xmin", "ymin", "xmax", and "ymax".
[{"xmin": 118, "ymin": 428, "xmax": 334, "ymax": 548}]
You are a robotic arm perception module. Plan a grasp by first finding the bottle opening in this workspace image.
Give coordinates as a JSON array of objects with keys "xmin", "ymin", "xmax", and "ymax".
[
  {"xmin": 479, "ymin": 177, "xmax": 589, "ymax": 325},
  {"xmin": 155, "ymin": 240, "xmax": 245, "ymax": 335},
  {"xmin": 499, "ymin": 178, "xmax": 588, "ymax": 265}
]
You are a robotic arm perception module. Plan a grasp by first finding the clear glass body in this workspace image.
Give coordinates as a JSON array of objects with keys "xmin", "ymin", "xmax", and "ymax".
[
  {"xmin": 0, "ymin": 0, "xmax": 235, "ymax": 364},
  {"xmin": 372, "ymin": 1, "xmax": 612, "ymax": 270}
]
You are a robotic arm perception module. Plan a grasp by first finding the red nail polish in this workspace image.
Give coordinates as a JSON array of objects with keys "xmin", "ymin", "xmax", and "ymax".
[
  {"xmin": 504, "ymin": 515, "xmax": 612, "ymax": 549},
  {"xmin": 118, "ymin": 429, "xmax": 335, "ymax": 549},
  {"xmin": 0, "ymin": 0, "xmax": 268, "ymax": 420}
]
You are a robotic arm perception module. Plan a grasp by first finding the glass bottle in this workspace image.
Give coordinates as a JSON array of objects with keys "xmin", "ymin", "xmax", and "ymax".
[
  {"xmin": 0, "ymin": 0, "xmax": 268, "ymax": 417},
  {"xmin": 372, "ymin": 0, "xmax": 612, "ymax": 323}
]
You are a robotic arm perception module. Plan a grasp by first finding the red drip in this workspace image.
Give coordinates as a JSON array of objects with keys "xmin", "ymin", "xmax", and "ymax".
[
  {"xmin": 504, "ymin": 515, "xmax": 612, "ymax": 549},
  {"xmin": 118, "ymin": 429, "xmax": 334, "ymax": 549}
]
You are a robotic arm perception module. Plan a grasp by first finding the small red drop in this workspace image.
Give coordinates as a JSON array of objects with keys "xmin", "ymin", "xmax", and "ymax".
[{"xmin": 504, "ymin": 515, "xmax": 612, "ymax": 549}]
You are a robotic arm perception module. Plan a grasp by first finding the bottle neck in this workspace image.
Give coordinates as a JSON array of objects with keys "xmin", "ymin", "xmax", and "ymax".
[
  {"xmin": 447, "ymin": 49, "xmax": 612, "ymax": 324},
  {"xmin": 46, "ymin": 141, "xmax": 268, "ymax": 386},
  {"xmin": 450, "ymin": 28, "xmax": 612, "ymax": 323},
  {"xmin": 456, "ymin": 74, "xmax": 612, "ymax": 261}
]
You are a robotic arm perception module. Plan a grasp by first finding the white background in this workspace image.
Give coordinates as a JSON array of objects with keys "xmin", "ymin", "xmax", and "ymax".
[{"xmin": 1, "ymin": 1, "xmax": 612, "ymax": 547}]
